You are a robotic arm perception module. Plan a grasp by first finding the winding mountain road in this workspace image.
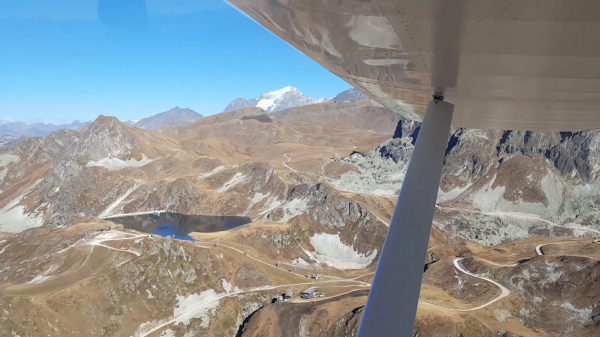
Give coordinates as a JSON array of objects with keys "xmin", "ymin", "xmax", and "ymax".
[
  {"xmin": 431, "ymin": 207, "xmax": 600, "ymax": 311},
  {"xmin": 535, "ymin": 244, "xmax": 546, "ymax": 256},
  {"xmin": 282, "ymin": 153, "xmax": 300, "ymax": 174},
  {"xmin": 75, "ymin": 231, "xmax": 145, "ymax": 272},
  {"xmin": 87, "ymin": 231, "xmax": 146, "ymax": 257},
  {"xmin": 474, "ymin": 258, "xmax": 519, "ymax": 268},
  {"xmin": 282, "ymin": 153, "xmax": 339, "ymax": 184},
  {"xmin": 451, "ymin": 258, "xmax": 511, "ymax": 312}
]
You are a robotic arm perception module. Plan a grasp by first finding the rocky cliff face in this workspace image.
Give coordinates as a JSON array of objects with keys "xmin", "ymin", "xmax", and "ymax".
[
  {"xmin": 441, "ymin": 128, "xmax": 600, "ymax": 186},
  {"xmin": 366, "ymin": 117, "xmax": 600, "ymax": 188},
  {"xmin": 336, "ymin": 117, "xmax": 600, "ymax": 246}
]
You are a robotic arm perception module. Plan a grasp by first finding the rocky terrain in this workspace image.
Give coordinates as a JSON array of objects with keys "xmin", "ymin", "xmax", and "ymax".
[{"xmin": 0, "ymin": 97, "xmax": 600, "ymax": 336}]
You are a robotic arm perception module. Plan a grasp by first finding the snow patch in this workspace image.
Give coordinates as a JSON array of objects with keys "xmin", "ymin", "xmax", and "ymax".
[
  {"xmin": 86, "ymin": 154, "xmax": 153, "ymax": 171},
  {"xmin": 256, "ymin": 196, "xmax": 283, "ymax": 218},
  {"xmin": 27, "ymin": 274, "xmax": 51, "ymax": 284},
  {"xmin": 221, "ymin": 279, "xmax": 232, "ymax": 293},
  {"xmin": 0, "ymin": 154, "xmax": 19, "ymax": 184},
  {"xmin": 306, "ymin": 233, "xmax": 377, "ymax": 270},
  {"xmin": 159, "ymin": 330, "xmax": 175, "ymax": 337},
  {"xmin": 199, "ymin": 165, "xmax": 226, "ymax": 179},
  {"xmin": 217, "ymin": 173, "xmax": 246, "ymax": 193},
  {"xmin": 250, "ymin": 192, "xmax": 268, "ymax": 205},
  {"xmin": 0, "ymin": 179, "xmax": 43, "ymax": 233},
  {"xmin": 246, "ymin": 192, "xmax": 269, "ymax": 214},
  {"xmin": 98, "ymin": 185, "xmax": 139, "ymax": 218},
  {"xmin": 558, "ymin": 302, "xmax": 593, "ymax": 324},
  {"xmin": 470, "ymin": 172, "xmax": 565, "ymax": 222},
  {"xmin": 174, "ymin": 290, "xmax": 221, "ymax": 327},
  {"xmin": 146, "ymin": 289, "xmax": 155, "ymax": 299},
  {"xmin": 437, "ymin": 183, "xmax": 472, "ymax": 203},
  {"xmin": 0, "ymin": 206, "xmax": 43, "ymax": 233},
  {"xmin": 1, "ymin": 179, "xmax": 42, "ymax": 211},
  {"xmin": 0, "ymin": 243, "xmax": 11, "ymax": 255},
  {"xmin": 369, "ymin": 189, "xmax": 397, "ymax": 198},
  {"xmin": 292, "ymin": 258, "xmax": 311, "ymax": 268}
]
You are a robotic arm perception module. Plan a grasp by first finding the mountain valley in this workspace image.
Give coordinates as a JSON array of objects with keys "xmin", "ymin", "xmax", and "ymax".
[{"xmin": 0, "ymin": 95, "xmax": 599, "ymax": 336}]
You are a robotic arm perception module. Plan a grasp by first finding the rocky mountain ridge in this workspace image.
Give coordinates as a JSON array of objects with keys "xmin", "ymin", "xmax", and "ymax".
[
  {"xmin": 131, "ymin": 106, "xmax": 203, "ymax": 130},
  {"xmin": 331, "ymin": 88, "xmax": 369, "ymax": 102},
  {"xmin": 338, "ymin": 116, "xmax": 600, "ymax": 247}
]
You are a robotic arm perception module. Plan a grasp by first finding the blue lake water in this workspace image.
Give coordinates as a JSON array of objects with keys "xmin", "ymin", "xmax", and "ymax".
[
  {"xmin": 107, "ymin": 212, "xmax": 252, "ymax": 241},
  {"xmin": 151, "ymin": 224, "xmax": 197, "ymax": 241}
]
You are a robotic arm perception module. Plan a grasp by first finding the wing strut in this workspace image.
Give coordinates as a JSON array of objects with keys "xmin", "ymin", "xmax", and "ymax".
[{"xmin": 357, "ymin": 97, "xmax": 453, "ymax": 337}]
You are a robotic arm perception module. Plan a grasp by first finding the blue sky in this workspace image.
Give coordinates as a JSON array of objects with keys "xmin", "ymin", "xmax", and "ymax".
[{"xmin": 0, "ymin": 0, "xmax": 350, "ymax": 124}]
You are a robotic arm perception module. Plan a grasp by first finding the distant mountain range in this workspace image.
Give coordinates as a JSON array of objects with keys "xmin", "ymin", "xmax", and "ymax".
[
  {"xmin": 223, "ymin": 87, "xmax": 369, "ymax": 113},
  {"xmin": 0, "ymin": 120, "xmax": 88, "ymax": 146},
  {"xmin": 125, "ymin": 107, "xmax": 203, "ymax": 130},
  {"xmin": 0, "ymin": 106, "xmax": 204, "ymax": 146},
  {"xmin": 0, "ymin": 87, "xmax": 369, "ymax": 146}
]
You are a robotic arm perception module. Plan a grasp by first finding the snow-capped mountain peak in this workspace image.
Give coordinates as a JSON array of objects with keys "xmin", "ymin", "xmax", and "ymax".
[
  {"xmin": 223, "ymin": 87, "xmax": 374, "ymax": 113},
  {"xmin": 124, "ymin": 119, "xmax": 140, "ymax": 126},
  {"xmin": 256, "ymin": 86, "xmax": 299, "ymax": 111},
  {"xmin": 0, "ymin": 117, "xmax": 15, "ymax": 125},
  {"xmin": 223, "ymin": 86, "xmax": 328, "ymax": 113},
  {"xmin": 264, "ymin": 86, "xmax": 294, "ymax": 97}
]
